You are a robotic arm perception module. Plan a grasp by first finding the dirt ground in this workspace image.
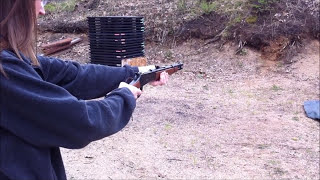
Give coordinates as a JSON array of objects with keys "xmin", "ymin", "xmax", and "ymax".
[{"xmin": 38, "ymin": 34, "xmax": 319, "ymax": 179}]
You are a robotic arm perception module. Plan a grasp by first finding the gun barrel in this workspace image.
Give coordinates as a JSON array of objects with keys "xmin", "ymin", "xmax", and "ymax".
[
  {"xmin": 154, "ymin": 63, "xmax": 183, "ymax": 72},
  {"xmin": 153, "ymin": 63, "xmax": 183, "ymax": 78}
]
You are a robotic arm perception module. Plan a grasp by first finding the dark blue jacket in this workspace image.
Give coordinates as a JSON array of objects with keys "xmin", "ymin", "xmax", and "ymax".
[{"xmin": 0, "ymin": 50, "xmax": 139, "ymax": 180}]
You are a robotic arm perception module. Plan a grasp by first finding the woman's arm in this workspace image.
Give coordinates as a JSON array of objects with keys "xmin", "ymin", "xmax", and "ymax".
[
  {"xmin": 37, "ymin": 56, "xmax": 139, "ymax": 100},
  {"xmin": 0, "ymin": 55, "xmax": 136, "ymax": 149}
]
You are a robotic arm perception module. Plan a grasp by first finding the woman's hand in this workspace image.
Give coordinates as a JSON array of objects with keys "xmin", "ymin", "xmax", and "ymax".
[
  {"xmin": 138, "ymin": 65, "xmax": 169, "ymax": 86},
  {"xmin": 118, "ymin": 82, "xmax": 142, "ymax": 99},
  {"xmin": 149, "ymin": 71, "xmax": 169, "ymax": 86}
]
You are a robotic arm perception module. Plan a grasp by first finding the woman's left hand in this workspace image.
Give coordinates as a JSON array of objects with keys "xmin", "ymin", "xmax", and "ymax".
[
  {"xmin": 138, "ymin": 65, "xmax": 169, "ymax": 86},
  {"xmin": 149, "ymin": 71, "xmax": 169, "ymax": 86}
]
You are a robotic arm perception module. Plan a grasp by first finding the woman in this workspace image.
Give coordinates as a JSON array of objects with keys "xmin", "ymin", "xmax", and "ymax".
[{"xmin": 0, "ymin": 0, "xmax": 168, "ymax": 179}]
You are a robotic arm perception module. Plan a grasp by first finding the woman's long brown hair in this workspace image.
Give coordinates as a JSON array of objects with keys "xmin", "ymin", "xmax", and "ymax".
[{"xmin": 0, "ymin": 0, "xmax": 39, "ymax": 74}]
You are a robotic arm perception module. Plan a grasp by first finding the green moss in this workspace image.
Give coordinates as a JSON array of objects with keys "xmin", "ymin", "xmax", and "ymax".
[
  {"xmin": 60, "ymin": 0, "xmax": 77, "ymax": 12},
  {"xmin": 246, "ymin": 16, "xmax": 258, "ymax": 24},
  {"xmin": 234, "ymin": 16, "xmax": 243, "ymax": 23},
  {"xmin": 177, "ymin": 0, "xmax": 187, "ymax": 12},
  {"xmin": 248, "ymin": 0, "xmax": 279, "ymax": 14},
  {"xmin": 271, "ymin": 84, "xmax": 283, "ymax": 91},
  {"xmin": 44, "ymin": 0, "xmax": 78, "ymax": 13},
  {"xmin": 44, "ymin": 4, "xmax": 57, "ymax": 12}
]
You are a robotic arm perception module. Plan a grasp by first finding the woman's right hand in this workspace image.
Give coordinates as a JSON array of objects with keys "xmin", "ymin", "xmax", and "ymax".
[{"xmin": 118, "ymin": 82, "xmax": 142, "ymax": 99}]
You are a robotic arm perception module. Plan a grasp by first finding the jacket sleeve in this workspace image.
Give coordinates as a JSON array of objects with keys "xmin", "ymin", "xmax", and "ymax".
[
  {"xmin": 0, "ymin": 56, "xmax": 136, "ymax": 149},
  {"xmin": 37, "ymin": 56, "xmax": 139, "ymax": 100}
]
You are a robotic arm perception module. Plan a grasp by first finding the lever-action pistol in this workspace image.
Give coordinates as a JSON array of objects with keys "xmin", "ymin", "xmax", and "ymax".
[{"xmin": 128, "ymin": 62, "xmax": 183, "ymax": 90}]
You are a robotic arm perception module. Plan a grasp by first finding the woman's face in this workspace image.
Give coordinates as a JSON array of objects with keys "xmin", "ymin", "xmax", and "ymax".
[{"xmin": 35, "ymin": 0, "xmax": 46, "ymax": 17}]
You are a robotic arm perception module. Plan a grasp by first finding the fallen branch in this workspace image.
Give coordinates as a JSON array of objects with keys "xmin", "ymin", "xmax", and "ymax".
[
  {"xmin": 42, "ymin": 37, "xmax": 82, "ymax": 55},
  {"xmin": 41, "ymin": 38, "xmax": 72, "ymax": 49}
]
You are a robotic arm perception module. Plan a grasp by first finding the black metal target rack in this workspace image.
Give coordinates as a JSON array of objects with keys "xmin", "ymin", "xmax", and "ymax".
[{"xmin": 88, "ymin": 16, "xmax": 145, "ymax": 66}]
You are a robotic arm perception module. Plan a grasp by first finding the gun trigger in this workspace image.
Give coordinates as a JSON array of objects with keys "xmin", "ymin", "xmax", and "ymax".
[{"xmin": 125, "ymin": 77, "xmax": 134, "ymax": 84}]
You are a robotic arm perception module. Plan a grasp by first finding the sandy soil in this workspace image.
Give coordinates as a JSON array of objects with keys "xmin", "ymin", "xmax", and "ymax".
[{"xmin": 38, "ymin": 35, "xmax": 320, "ymax": 179}]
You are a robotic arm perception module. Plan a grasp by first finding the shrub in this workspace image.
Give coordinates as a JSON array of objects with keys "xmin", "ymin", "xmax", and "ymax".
[
  {"xmin": 200, "ymin": 0, "xmax": 217, "ymax": 15},
  {"xmin": 45, "ymin": 0, "xmax": 78, "ymax": 13}
]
